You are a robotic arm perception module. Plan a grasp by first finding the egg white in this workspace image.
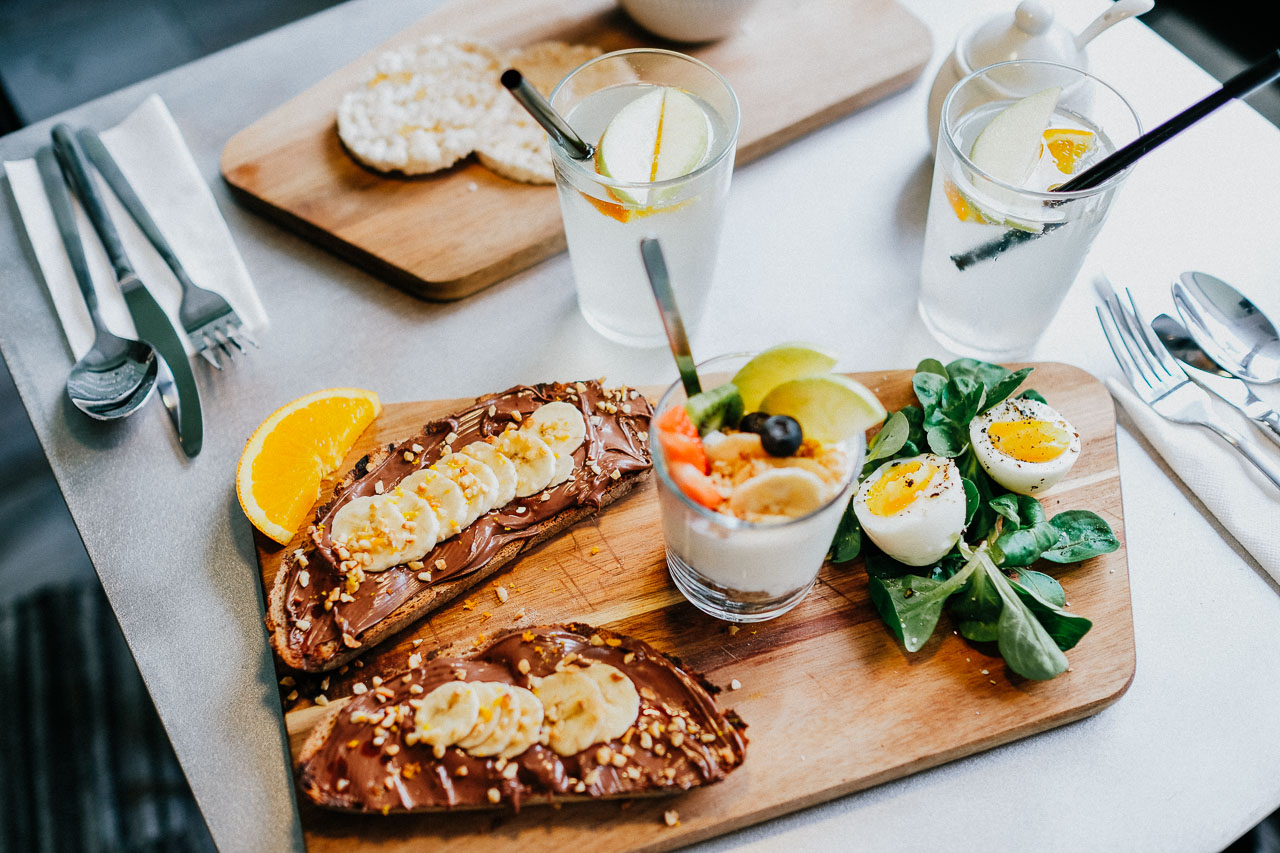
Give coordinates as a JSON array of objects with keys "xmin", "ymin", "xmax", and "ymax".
[
  {"xmin": 969, "ymin": 397, "xmax": 1080, "ymax": 496},
  {"xmin": 853, "ymin": 453, "xmax": 966, "ymax": 567}
]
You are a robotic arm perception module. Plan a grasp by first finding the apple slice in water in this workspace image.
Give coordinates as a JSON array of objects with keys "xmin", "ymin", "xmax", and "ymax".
[
  {"xmin": 594, "ymin": 87, "xmax": 711, "ymax": 206},
  {"xmin": 969, "ymin": 86, "xmax": 1061, "ymax": 186}
]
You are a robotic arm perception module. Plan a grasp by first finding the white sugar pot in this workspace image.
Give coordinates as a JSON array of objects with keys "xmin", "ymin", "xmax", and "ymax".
[{"xmin": 926, "ymin": 0, "xmax": 1153, "ymax": 148}]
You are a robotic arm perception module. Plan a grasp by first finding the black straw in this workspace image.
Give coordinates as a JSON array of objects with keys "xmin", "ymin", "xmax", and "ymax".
[
  {"xmin": 500, "ymin": 69, "xmax": 594, "ymax": 161},
  {"xmin": 951, "ymin": 49, "xmax": 1280, "ymax": 270}
]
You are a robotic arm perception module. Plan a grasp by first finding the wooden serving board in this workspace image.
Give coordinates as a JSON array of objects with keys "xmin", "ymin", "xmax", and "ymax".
[
  {"xmin": 221, "ymin": 0, "xmax": 931, "ymax": 300},
  {"xmin": 255, "ymin": 363, "xmax": 1134, "ymax": 852}
]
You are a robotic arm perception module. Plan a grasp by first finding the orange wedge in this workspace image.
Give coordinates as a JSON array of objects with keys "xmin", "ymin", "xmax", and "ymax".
[
  {"xmin": 236, "ymin": 388, "xmax": 382, "ymax": 545},
  {"xmin": 1043, "ymin": 127, "xmax": 1095, "ymax": 175}
]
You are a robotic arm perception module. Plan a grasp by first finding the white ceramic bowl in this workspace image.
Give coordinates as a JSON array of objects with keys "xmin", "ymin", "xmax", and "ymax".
[{"xmin": 618, "ymin": 0, "xmax": 760, "ymax": 43}]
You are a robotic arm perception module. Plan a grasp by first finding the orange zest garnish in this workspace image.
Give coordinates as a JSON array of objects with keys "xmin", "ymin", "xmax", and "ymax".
[
  {"xmin": 1043, "ymin": 127, "xmax": 1095, "ymax": 175},
  {"xmin": 236, "ymin": 388, "xmax": 381, "ymax": 545},
  {"xmin": 944, "ymin": 179, "xmax": 986, "ymax": 223}
]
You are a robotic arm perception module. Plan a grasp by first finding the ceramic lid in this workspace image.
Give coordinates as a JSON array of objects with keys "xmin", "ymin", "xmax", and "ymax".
[{"xmin": 961, "ymin": 0, "xmax": 1085, "ymax": 72}]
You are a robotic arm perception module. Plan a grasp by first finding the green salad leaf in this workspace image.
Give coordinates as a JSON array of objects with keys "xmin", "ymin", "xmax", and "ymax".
[{"xmin": 830, "ymin": 355, "xmax": 1121, "ymax": 682}]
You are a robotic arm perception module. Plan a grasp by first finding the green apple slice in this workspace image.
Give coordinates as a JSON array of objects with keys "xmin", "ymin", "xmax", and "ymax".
[
  {"xmin": 969, "ymin": 86, "xmax": 1061, "ymax": 186},
  {"xmin": 731, "ymin": 343, "xmax": 839, "ymax": 412},
  {"xmin": 594, "ymin": 87, "xmax": 710, "ymax": 205},
  {"xmin": 759, "ymin": 374, "xmax": 887, "ymax": 443}
]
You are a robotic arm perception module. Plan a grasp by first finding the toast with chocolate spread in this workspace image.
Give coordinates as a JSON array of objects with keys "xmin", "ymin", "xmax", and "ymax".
[
  {"xmin": 296, "ymin": 625, "xmax": 747, "ymax": 812},
  {"xmin": 267, "ymin": 382, "xmax": 653, "ymax": 673}
]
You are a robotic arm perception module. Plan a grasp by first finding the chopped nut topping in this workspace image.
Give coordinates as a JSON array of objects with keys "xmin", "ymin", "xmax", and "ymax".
[
  {"xmin": 502, "ymin": 763, "xmax": 519, "ymax": 779},
  {"xmin": 487, "ymin": 787, "xmax": 501, "ymax": 804},
  {"xmin": 412, "ymin": 639, "xmax": 423, "ymax": 647},
  {"xmin": 640, "ymin": 686, "xmax": 657, "ymax": 701},
  {"xmin": 386, "ymin": 744, "xmax": 400, "ymax": 756},
  {"xmin": 445, "ymin": 432, "xmax": 458, "ymax": 444},
  {"xmin": 372, "ymin": 676, "xmax": 383, "ymax": 687},
  {"xmin": 407, "ymin": 560, "xmax": 424, "ymax": 570},
  {"xmin": 336, "ymin": 778, "xmax": 349, "ymax": 792},
  {"xmin": 517, "ymin": 659, "xmax": 531, "ymax": 675},
  {"xmin": 664, "ymin": 809, "xmax": 680, "ymax": 827},
  {"xmin": 610, "ymin": 469, "xmax": 621, "ymax": 481},
  {"xmin": 408, "ymin": 653, "xmax": 422, "ymax": 669},
  {"xmin": 621, "ymin": 744, "xmax": 635, "ymax": 757},
  {"xmin": 374, "ymin": 481, "xmax": 384, "ymax": 494},
  {"xmin": 295, "ymin": 619, "xmax": 312, "ymax": 631},
  {"xmin": 610, "ymin": 752, "xmax": 627, "ymax": 768},
  {"xmin": 583, "ymin": 767, "xmax": 602, "ymax": 786},
  {"xmin": 403, "ymin": 451, "xmax": 415, "ymax": 462},
  {"xmin": 455, "ymin": 765, "xmax": 468, "ymax": 777},
  {"xmin": 589, "ymin": 634, "xmax": 604, "ymax": 647},
  {"xmin": 639, "ymin": 732, "xmax": 654, "ymax": 750},
  {"xmin": 417, "ymin": 572, "xmax": 432, "ymax": 582},
  {"xmin": 514, "ymin": 607, "xmax": 526, "ymax": 619},
  {"xmin": 728, "ymin": 625, "xmax": 740, "ymax": 636},
  {"xmin": 539, "ymin": 492, "xmax": 550, "ymax": 502},
  {"xmin": 700, "ymin": 732, "xmax": 716, "ymax": 743},
  {"xmin": 595, "ymin": 746, "xmax": 613, "ymax": 765},
  {"xmin": 730, "ymin": 679, "xmax": 742, "ymax": 691},
  {"xmin": 409, "ymin": 684, "xmax": 423, "ymax": 695},
  {"xmin": 435, "ymin": 559, "xmax": 447, "ymax": 571},
  {"xmin": 605, "ymin": 638, "xmax": 622, "ymax": 647},
  {"xmin": 411, "ymin": 443, "xmax": 424, "ymax": 453},
  {"xmin": 279, "ymin": 676, "xmax": 295, "ymax": 687},
  {"xmin": 638, "ymin": 431, "xmax": 649, "ymax": 441},
  {"xmin": 315, "ymin": 695, "xmax": 330, "ymax": 707},
  {"xmin": 286, "ymin": 690, "xmax": 298, "ymax": 701},
  {"xmin": 670, "ymin": 732, "xmax": 685, "ymax": 748},
  {"xmin": 298, "ymin": 570, "xmax": 310, "ymax": 588},
  {"xmin": 496, "ymin": 586, "xmax": 509, "ymax": 604},
  {"xmin": 623, "ymin": 652, "xmax": 636, "ymax": 664},
  {"xmin": 351, "ymin": 682, "xmax": 368, "ymax": 695},
  {"xmin": 433, "ymin": 744, "xmax": 447, "ymax": 759},
  {"xmin": 574, "ymin": 781, "xmax": 586, "ymax": 793},
  {"xmin": 625, "ymin": 766, "xmax": 641, "ymax": 780}
]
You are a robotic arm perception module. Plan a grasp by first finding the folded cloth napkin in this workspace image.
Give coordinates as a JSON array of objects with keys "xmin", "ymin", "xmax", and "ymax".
[
  {"xmin": 4, "ymin": 94, "xmax": 267, "ymax": 360},
  {"xmin": 1108, "ymin": 377, "xmax": 1280, "ymax": 582}
]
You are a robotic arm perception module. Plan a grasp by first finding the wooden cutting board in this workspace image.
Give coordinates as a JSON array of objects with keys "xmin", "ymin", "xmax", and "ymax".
[
  {"xmin": 221, "ymin": 0, "xmax": 932, "ymax": 300},
  {"xmin": 255, "ymin": 363, "xmax": 1134, "ymax": 852}
]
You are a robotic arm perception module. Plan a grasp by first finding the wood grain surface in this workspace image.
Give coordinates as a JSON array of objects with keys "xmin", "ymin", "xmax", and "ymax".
[
  {"xmin": 255, "ymin": 363, "xmax": 1134, "ymax": 852},
  {"xmin": 220, "ymin": 0, "xmax": 932, "ymax": 300}
]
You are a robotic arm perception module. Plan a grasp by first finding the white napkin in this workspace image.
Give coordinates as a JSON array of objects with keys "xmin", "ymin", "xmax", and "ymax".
[
  {"xmin": 4, "ymin": 94, "xmax": 267, "ymax": 359},
  {"xmin": 1108, "ymin": 377, "xmax": 1280, "ymax": 581}
]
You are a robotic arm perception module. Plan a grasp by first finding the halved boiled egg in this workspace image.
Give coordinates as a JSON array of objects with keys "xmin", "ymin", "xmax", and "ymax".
[
  {"xmin": 853, "ymin": 453, "xmax": 966, "ymax": 567},
  {"xmin": 969, "ymin": 397, "xmax": 1080, "ymax": 496}
]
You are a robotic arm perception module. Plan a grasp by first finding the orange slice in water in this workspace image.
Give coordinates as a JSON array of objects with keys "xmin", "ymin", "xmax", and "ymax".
[
  {"xmin": 236, "ymin": 388, "xmax": 382, "ymax": 544},
  {"xmin": 945, "ymin": 179, "xmax": 988, "ymax": 223},
  {"xmin": 1043, "ymin": 127, "xmax": 1095, "ymax": 175}
]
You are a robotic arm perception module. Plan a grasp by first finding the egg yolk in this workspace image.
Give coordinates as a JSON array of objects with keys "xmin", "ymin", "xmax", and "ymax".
[
  {"xmin": 987, "ymin": 419, "xmax": 1072, "ymax": 463},
  {"xmin": 865, "ymin": 460, "xmax": 938, "ymax": 516}
]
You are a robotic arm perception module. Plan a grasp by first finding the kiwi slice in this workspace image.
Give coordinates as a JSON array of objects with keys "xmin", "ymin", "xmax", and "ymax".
[{"xmin": 684, "ymin": 383, "xmax": 745, "ymax": 436}]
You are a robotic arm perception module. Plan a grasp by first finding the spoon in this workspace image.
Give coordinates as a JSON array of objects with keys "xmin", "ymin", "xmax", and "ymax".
[
  {"xmin": 1172, "ymin": 271, "xmax": 1280, "ymax": 384},
  {"xmin": 36, "ymin": 146, "xmax": 157, "ymax": 420},
  {"xmin": 1152, "ymin": 313, "xmax": 1280, "ymax": 447},
  {"xmin": 640, "ymin": 238, "xmax": 701, "ymax": 396},
  {"xmin": 1074, "ymin": 0, "xmax": 1154, "ymax": 51}
]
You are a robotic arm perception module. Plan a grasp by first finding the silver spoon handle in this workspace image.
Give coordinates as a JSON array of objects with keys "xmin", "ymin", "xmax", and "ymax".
[
  {"xmin": 51, "ymin": 124, "xmax": 134, "ymax": 283},
  {"xmin": 1256, "ymin": 408, "xmax": 1280, "ymax": 448},
  {"xmin": 641, "ymin": 238, "xmax": 701, "ymax": 397},
  {"xmin": 36, "ymin": 147, "xmax": 104, "ymax": 323}
]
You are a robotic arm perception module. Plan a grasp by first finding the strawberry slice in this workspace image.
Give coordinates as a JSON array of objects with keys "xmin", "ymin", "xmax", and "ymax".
[
  {"xmin": 655, "ymin": 405, "xmax": 709, "ymax": 473},
  {"xmin": 669, "ymin": 462, "xmax": 724, "ymax": 509}
]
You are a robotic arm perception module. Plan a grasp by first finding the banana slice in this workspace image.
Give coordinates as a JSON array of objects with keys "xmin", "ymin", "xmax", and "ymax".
[
  {"xmin": 400, "ymin": 468, "xmax": 468, "ymax": 543},
  {"xmin": 412, "ymin": 681, "xmax": 481, "ymax": 748},
  {"xmin": 456, "ymin": 683, "xmax": 505, "ymax": 750},
  {"xmin": 433, "ymin": 453, "xmax": 500, "ymax": 527},
  {"xmin": 578, "ymin": 663, "xmax": 640, "ymax": 743},
  {"xmin": 535, "ymin": 669, "xmax": 608, "ymax": 756},
  {"xmin": 522, "ymin": 401, "xmax": 587, "ymax": 486},
  {"xmin": 460, "ymin": 440, "xmax": 518, "ymax": 508},
  {"xmin": 704, "ymin": 430, "xmax": 766, "ymax": 465},
  {"xmin": 330, "ymin": 494, "xmax": 412, "ymax": 573},
  {"xmin": 727, "ymin": 467, "xmax": 828, "ymax": 520},
  {"xmin": 498, "ymin": 685, "xmax": 545, "ymax": 759},
  {"xmin": 467, "ymin": 685, "xmax": 523, "ymax": 757},
  {"xmin": 496, "ymin": 428, "xmax": 556, "ymax": 498},
  {"xmin": 385, "ymin": 481, "xmax": 441, "ymax": 565}
]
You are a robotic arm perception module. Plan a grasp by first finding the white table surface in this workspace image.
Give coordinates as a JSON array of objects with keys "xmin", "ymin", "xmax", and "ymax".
[{"xmin": 2, "ymin": 0, "xmax": 1279, "ymax": 850}]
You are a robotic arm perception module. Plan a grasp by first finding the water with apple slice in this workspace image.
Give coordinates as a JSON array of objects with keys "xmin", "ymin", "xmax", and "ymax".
[
  {"xmin": 919, "ymin": 88, "xmax": 1121, "ymax": 358},
  {"xmin": 553, "ymin": 84, "xmax": 733, "ymax": 347}
]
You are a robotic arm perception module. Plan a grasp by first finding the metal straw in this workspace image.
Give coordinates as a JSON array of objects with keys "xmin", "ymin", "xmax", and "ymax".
[
  {"xmin": 641, "ymin": 238, "xmax": 702, "ymax": 396},
  {"xmin": 951, "ymin": 49, "xmax": 1280, "ymax": 271},
  {"xmin": 500, "ymin": 69, "xmax": 594, "ymax": 161}
]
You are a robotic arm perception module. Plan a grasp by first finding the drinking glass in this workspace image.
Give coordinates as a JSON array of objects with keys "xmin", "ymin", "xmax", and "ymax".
[
  {"xmin": 918, "ymin": 60, "xmax": 1141, "ymax": 359},
  {"xmin": 550, "ymin": 50, "xmax": 740, "ymax": 348},
  {"xmin": 652, "ymin": 354, "xmax": 864, "ymax": 622}
]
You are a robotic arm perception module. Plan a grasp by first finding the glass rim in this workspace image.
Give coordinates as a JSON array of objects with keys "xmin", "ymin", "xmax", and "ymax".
[
  {"xmin": 941, "ymin": 59, "xmax": 1143, "ymax": 201},
  {"xmin": 548, "ymin": 48, "xmax": 742, "ymax": 194},
  {"xmin": 653, "ymin": 352, "xmax": 863, "ymax": 531}
]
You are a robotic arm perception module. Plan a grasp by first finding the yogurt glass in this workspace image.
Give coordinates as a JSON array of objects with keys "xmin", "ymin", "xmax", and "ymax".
[{"xmin": 652, "ymin": 354, "xmax": 865, "ymax": 622}]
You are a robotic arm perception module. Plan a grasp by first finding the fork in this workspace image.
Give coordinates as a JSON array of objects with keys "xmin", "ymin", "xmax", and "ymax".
[
  {"xmin": 77, "ymin": 128, "xmax": 256, "ymax": 369},
  {"xmin": 1095, "ymin": 275, "xmax": 1280, "ymax": 491}
]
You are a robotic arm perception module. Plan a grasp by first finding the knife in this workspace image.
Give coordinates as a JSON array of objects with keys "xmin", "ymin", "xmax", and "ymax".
[
  {"xmin": 1153, "ymin": 313, "xmax": 1280, "ymax": 448},
  {"xmin": 51, "ymin": 124, "xmax": 203, "ymax": 457}
]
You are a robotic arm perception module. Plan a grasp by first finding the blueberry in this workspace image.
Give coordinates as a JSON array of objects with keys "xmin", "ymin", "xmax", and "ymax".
[
  {"xmin": 738, "ymin": 411, "xmax": 769, "ymax": 434},
  {"xmin": 760, "ymin": 415, "xmax": 803, "ymax": 457}
]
